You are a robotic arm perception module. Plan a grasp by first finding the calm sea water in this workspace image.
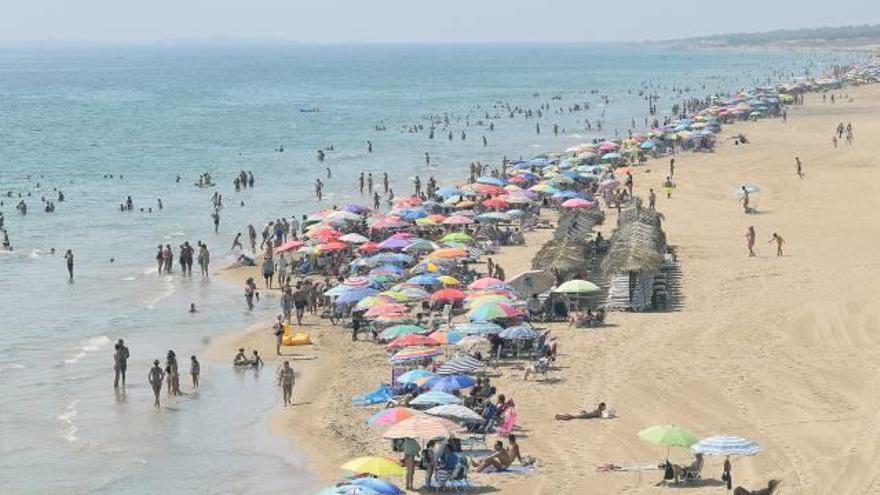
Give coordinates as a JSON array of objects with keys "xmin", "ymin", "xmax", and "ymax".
[{"xmin": 0, "ymin": 44, "xmax": 856, "ymax": 494}]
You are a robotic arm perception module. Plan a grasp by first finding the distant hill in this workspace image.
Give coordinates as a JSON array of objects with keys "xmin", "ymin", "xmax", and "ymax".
[{"xmin": 664, "ymin": 24, "xmax": 880, "ymax": 48}]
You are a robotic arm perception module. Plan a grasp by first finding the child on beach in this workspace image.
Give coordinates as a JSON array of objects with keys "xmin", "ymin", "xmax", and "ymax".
[{"xmin": 769, "ymin": 233, "xmax": 785, "ymax": 256}]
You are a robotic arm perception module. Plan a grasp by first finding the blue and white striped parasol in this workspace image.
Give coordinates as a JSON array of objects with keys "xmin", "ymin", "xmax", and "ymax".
[{"xmin": 691, "ymin": 435, "xmax": 761, "ymax": 456}]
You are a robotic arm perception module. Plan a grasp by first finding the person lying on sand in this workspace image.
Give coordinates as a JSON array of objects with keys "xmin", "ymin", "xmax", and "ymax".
[
  {"xmin": 734, "ymin": 479, "xmax": 781, "ymax": 495},
  {"xmin": 555, "ymin": 402, "xmax": 607, "ymax": 420}
]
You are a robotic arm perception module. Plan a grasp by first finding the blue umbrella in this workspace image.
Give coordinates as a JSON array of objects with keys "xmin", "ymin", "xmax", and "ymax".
[
  {"xmin": 406, "ymin": 275, "xmax": 442, "ymax": 286},
  {"xmin": 348, "ymin": 477, "xmax": 405, "ymax": 495},
  {"xmin": 398, "ymin": 369, "xmax": 437, "ymax": 384},
  {"xmin": 409, "ymin": 390, "xmax": 463, "ymax": 406},
  {"xmin": 452, "ymin": 322, "xmax": 503, "ymax": 335},
  {"xmin": 335, "ymin": 288, "xmax": 379, "ymax": 305},
  {"xmin": 400, "ymin": 209, "xmax": 427, "ymax": 220},
  {"xmin": 552, "ymin": 190, "xmax": 582, "ymax": 199},
  {"xmin": 316, "ymin": 485, "xmax": 380, "ymax": 495},
  {"xmin": 640, "ymin": 140, "xmax": 656, "ymax": 149},
  {"xmin": 476, "ymin": 176, "xmax": 505, "ymax": 186},
  {"xmin": 428, "ymin": 375, "xmax": 477, "ymax": 392},
  {"xmin": 367, "ymin": 253, "xmax": 414, "ymax": 266},
  {"xmin": 499, "ymin": 325, "xmax": 539, "ymax": 340},
  {"xmin": 436, "ymin": 187, "xmax": 464, "ymax": 197},
  {"xmin": 691, "ymin": 435, "xmax": 761, "ymax": 456}
]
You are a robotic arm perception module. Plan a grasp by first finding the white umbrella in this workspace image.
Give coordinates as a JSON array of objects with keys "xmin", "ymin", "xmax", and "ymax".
[{"xmin": 425, "ymin": 404, "xmax": 483, "ymax": 422}]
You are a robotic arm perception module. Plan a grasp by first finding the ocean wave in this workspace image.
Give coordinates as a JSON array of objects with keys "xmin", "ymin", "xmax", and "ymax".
[
  {"xmin": 29, "ymin": 249, "xmax": 42, "ymax": 259},
  {"xmin": 0, "ymin": 363, "xmax": 26, "ymax": 373},
  {"xmin": 144, "ymin": 278, "xmax": 176, "ymax": 309},
  {"xmin": 58, "ymin": 400, "xmax": 79, "ymax": 443},
  {"xmin": 64, "ymin": 336, "xmax": 111, "ymax": 365}
]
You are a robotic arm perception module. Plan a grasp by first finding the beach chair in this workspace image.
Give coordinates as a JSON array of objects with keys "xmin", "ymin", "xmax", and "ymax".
[
  {"xmin": 433, "ymin": 458, "xmax": 470, "ymax": 492},
  {"xmin": 681, "ymin": 459, "xmax": 703, "ymax": 484}
]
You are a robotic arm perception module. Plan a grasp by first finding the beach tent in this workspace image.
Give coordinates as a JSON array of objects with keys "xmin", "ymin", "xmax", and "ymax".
[{"xmin": 352, "ymin": 385, "xmax": 394, "ymax": 406}]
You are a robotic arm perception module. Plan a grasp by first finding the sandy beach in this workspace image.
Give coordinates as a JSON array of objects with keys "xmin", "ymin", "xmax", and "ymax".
[{"xmin": 207, "ymin": 81, "xmax": 880, "ymax": 494}]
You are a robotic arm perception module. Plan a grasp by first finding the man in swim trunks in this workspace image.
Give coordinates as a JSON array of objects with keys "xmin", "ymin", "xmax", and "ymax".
[
  {"xmin": 113, "ymin": 339, "xmax": 130, "ymax": 388},
  {"xmin": 278, "ymin": 361, "xmax": 295, "ymax": 406}
]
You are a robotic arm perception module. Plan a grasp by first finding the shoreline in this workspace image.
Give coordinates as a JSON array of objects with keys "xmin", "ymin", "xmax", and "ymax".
[{"xmin": 206, "ymin": 72, "xmax": 880, "ymax": 493}]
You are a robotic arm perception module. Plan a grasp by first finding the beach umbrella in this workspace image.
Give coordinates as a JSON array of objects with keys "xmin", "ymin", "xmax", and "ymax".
[
  {"xmin": 456, "ymin": 335, "xmax": 489, "ymax": 347},
  {"xmin": 372, "ymin": 315, "xmax": 415, "ymax": 326},
  {"xmin": 365, "ymin": 303, "xmax": 409, "ymax": 318},
  {"xmin": 311, "ymin": 228, "xmax": 343, "ymax": 241},
  {"xmin": 380, "ymin": 325, "xmax": 429, "ymax": 340},
  {"xmin": 436, "ymin": 187, "xmax": 464, "ymax": 197},
  {"xmin": 387, "ymin": 334, "xmax": 439, "ymax": 350},
  {"xmin": 436, "ymin": 275, "xmax": 460, "ymax": 286},
  {"xmin": 436, "ymin": 355, "xmax": 485, "ymax": 375},
  {"xmin": 735, "ymin": 185, "xmax": 761, "ymax": 198},
  {"xmin": 338, "ymin": 233, "xmax": 369, "ymax": 244},
  {"xmin": 390, "ymin": 347, "xmax": 443, "ymax": 364},
  {"xmin": 639, "ymin": 425, "xmax": 699, "ymax": 456},
  {"xmin": 317, "ymin": 241, "xmax": 349, "ymax": 253},
  {"xmin": 601, "ymin": 152, "xmax": 621, "ymax": 161},
  {"xmin": 600, "ymin": 179, "xmax": 620, "ymax": 190},
  {"xmin": 428, "ymin": 375, "xmax": 476, "ymax": 392},
  {"xmin": 427, "ymin": 248, "xmax": 469, "ymax": 260},
  {"xmin": 553, "ymin": 279, "xmax": 600, "ymax": 294},
  {"xmin": 499, "ymin": 325, "xmax": 539, "ymax": 340},
  {"xmin": 467, "ymin": 277, "xmax": 505, "ymax": 290},
  {"xmin": 452, "ymin": 322, "xmax": 503, "ymax": 335},
  {"xmin": 482, "ymin": 198, "xmax": 510, "ymax": 209},
  {"xmin": 529, "ymin": 183, "xmax": 558, "ymax": 194},
  {"xmin": 359, "ymin": 241, "xmax": 381, "ymax": 253},
  {"xmin": 405, "ymin": 275, "xmax": 441, "ymax": 286},
  {"xmin": 377, "ymin": 237, "xmax": 411, "ymax": 250},
  {"xmin": 368, "ymin": 253, "xmax": 414, "ymax": 265},
  {"xmin": 430, "ymin": 288, "xmax": 466, "ymax": 304},
  {"xmin": 467, "ymin": 183, "xmax": 506, "ymax": 195},
  {"xmin": 344, "ymin": 204, "xmax": 370, "ymax": 214},
  {"xmin": 327, "ymin": 210, "xmax": 363, "ymax": 222},
  {"xmin": 367, "ymin": 407, "xmax": 424, "ymax": 426},
  {"xmin": 383, "ymin": 415, "xmax": 465, "ymax": 439},
  {"xmin": 403, "ymin": 239, "xmax": 440, "ymax": 253},
  {"xmin": 316, "ymin": 485, "xmax": 380, "ymax": 495},
  {"xmin": 691, "ymin": 435, "xmax": 762, "ymax": 456},
  {"xmin": 467, "ymin": 302, "xmax": 519, "ymax": 321},
  {"xmin": 464, "ymin": 295, "xmax": 514, "ymax": 309},
  {"xmin": 335, "ymin": 288, "xmax": 379, "ymax": 305},
  {"xmin": 342, "ymin": 276, "xmax": 374, "ymax": 288},
  {"xmin": 408, "ymin": 391, "xmax": 463, "ymax": 407},
  {"xmin": 392, "ymin": 286, "xmax": 430, "ymax": 300},
  {"xmin": 276, "ymin": 240, "xmax": 305, "ymax": 253},
  {"xmin": 341, "ymin": 456, "xmax": 405, "ymax": 477},
  {"xmin": 476, "ymin": 176, "xmax": 505, "ymax": 186},
  {"xmin": 370, "ymin": 265, "xmax": 404, "ymax": 276},
  {"xmin": 440, "ymin": 232, "xmax": 474, "ymax": 243},
  {"xmin": 397, "ymin": 369, "xmax": 436, "ymax": 384},
  {"xmin": 355, "ymin": 295, "xmax": 395, "ymax": 311},
  {"xmin": 442, "ymin": 215, "xmax": 474, "ymax": 225},
  {"xmin": 427, "ymin": 331, "xmax": 464, "ymax": 345},
  {"xmin": 425, "ymin": 404, "xmax": 484, "ymax": 422},
  {"xmin": 598, "ymin": 141, "xmax": 618, "ymax": 152},
  {"xmin": 560, "ymin": 198, "xmax": 596, "ymax": 209},
  {"xmin": 348, "ymin": 478, "xmax": 405, "ymax": 495}
]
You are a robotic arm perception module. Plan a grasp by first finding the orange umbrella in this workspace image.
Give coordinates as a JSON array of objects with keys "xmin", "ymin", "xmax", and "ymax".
[
  {"xmin": 387, "ymin": 334, "xmax": 440, "ymax": 350},
  {"xmin": 317, "ymin": 241, "xmax": 348, "ymax": 252},
  {"xmin": 428, "ymin": 247, "xmax": 468, "ymax": 259},
  {"xmin": 482, "ymin": 197, "xmax": 509, "ymax": 209}
]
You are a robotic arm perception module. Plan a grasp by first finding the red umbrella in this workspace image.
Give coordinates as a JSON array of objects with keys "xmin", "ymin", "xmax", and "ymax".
[
  {"xmin": 365, "ymin": 303, "xmax": 410, "ymax": 318},
  {"xmin": 359, "ymin": 241, "xmax": 381, "ymax": 253},
  {"xmin": 318, "ymin": 241, "xmax": 348, "ymax": 252},
  {"xmin": 387, "ymin": 334, "xmax": 440, "ymax": 350},
  {"xmin": 311, "ymin": 228, "xmax": 342, "ymax": 241},
  {"xmin": 430, "ymin": 288, "xmax": 466, "ymax": 303},
  {"xmin": 482, "ymin": 197, "xmax": 510, "ymax": 209},
  {"xmin": 467, "ymin": 183, "xmax": 506, "ymax": 195},
  {"xmin": 442, "ymin": 215, "xmax": 474, "ymax": 225},
  {"xmin": 276, "ymin": 240, "xmax": 305, "ymax": 253}
]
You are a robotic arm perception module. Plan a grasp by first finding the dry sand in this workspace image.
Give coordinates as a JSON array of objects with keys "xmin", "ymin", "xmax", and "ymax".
[{"xmin": 209, "ymin": 83, "xmax": 880, "ymax": 494}]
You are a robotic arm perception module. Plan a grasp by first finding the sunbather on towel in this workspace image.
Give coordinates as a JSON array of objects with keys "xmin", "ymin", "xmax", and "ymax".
[
  {"xmin": 470, "ymin": 440, "xmax": 513, "ymax": 472},
  {"xmin": 734, "ymin": 480, "xmax": 781, "ymax": 495},
  {"xmin": 555, "ymin": 402, "xmax": 606, "ymax": 420}
]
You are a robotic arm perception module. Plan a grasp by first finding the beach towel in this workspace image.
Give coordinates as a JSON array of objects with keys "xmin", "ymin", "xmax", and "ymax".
[
  {"xmin": 596, "ymin": 463, "xmax": 660, "ymax": 473},
  {"xmin": 485, "ymin": 464, "xmax": 536, "ymax": 474},
  {"xmin": 352, "ymin": 384, "xmax": 393, "ymax": 406}
]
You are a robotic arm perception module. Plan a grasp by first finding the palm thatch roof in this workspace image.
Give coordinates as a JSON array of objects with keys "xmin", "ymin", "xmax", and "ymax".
[
  {"xmin": 531, "ymin": 237, "xmax": 591, "ymax": 283},
  {"xmin": 601, "ymin": 199, "xmax": 667, "ymax": 274},
  {"xmin": 554, "ymin": 208, "xmax": 605, "ymax": 241}
]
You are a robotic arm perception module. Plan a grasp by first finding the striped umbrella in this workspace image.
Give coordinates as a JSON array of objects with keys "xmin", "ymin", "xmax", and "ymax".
[
  {"xmin": 499, "ymin": 325, "xmax": 539, "ymax": 340},
  {"xmin": 382, "ymin": 415, "xmax": 465, "ymax": 439},
  {"xmin": 425, "ymin": 404, "xmax": 484, "ymax": 422},
  {"xmin": 367, "ymin": 407, "xmax": 424, "ymax": 427},
  {"xmin": 389, "ymin": 347, "xmax": 443, "ymax": 364},
  {"xmin": 691, "ymin": 435, "xmax": 761, "ymax": 456},
  {"xmin": 428, "ymin": 331, "xmax": 464, "ymax": 345},
  {"xmin": 436, "ymin": 355, "xmax": 485, "ymax": 375}
]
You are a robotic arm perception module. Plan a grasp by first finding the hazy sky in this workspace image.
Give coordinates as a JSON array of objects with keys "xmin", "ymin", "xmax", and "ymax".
[{"xmin": 3, "ymin": 0, "xmax": 880, "ymax": 43}]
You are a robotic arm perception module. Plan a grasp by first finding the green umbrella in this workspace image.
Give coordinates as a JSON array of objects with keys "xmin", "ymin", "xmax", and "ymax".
[
  {"xmin": 552, "ymin": 279, "xmax": 600, "ymax": 294},
  {"xmin": 440, "ymin": 232, "xmax": 474, "ymax": 243},
  {"xmin": 639, "ymin": 425, "xmax": 699, "ymax": 457},
  {"xmin": 380, "ymin": 325, "xmax": 429, "ymax": 340}
]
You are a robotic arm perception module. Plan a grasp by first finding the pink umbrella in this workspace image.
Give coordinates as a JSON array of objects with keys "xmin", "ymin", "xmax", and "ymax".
[
  {"xmin": 468, "ymin": 277, "xmax": 505, "ymax": 290},
  {"xmin": 561, "ymin": 198, "xmax": 596, "ymax": 209},
  {"xmin": 598, "ymin": 141, "xmax": 618, "ymax": 152},
  {"xmin": 343, "ymin": 276, "xmax": 373, "ymax": 288},
  {"xmin": 442, "ymin": 215, "xmax": 474, "ymax": 225},
  {"xmin": 275, "ymin": 240, "xmax": 305, "ymax": 253}
]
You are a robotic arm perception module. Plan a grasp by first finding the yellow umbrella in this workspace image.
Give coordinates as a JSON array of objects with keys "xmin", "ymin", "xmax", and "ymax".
[
  {"xmin": 437, "ymin": 275, "xmax": 460, "ymax": 285},
  {"xmin": 341, "ymin": 456, "xmax": 406, "ymax": 477}
]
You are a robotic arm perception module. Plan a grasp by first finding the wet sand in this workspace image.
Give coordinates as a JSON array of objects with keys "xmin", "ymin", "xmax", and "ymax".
[{"xmin": 209, "ymin": 83, "xmax": 880, "ymax": 494}]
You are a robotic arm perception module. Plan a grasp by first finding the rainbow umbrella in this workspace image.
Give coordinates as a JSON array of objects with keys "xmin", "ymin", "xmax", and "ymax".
[
  {"xmin": 466, "ymin": 302, "xmax": 520, "ymax": 321},
  {"xmin": 367, "ymin": 407, "xmax": 424, "ymax": 426},
  {"xmin": 354, "ymin": 295, "xmax": 395, "ymax": 311},
  {"xmin": 427, "ymin": 331, "xmax": 464, "ymax": 345},
  {"xmin": 397, "ymin": 369, "xmax": 436, "ymax": 384}
]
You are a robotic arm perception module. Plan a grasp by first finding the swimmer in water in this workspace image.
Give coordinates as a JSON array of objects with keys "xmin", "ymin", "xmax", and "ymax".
[{"xmin": 189, "ymin": 303, "xmax": 198, "ymax": 313}]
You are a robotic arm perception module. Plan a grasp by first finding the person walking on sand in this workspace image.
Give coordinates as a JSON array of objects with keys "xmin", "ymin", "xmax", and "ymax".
[
  {"xmin": 740, "ymin": 187, "xmax": 750, "ymax": 214},
  {"xmin": 663, "ymin": 176, "xmax": 675, "ymax": 199},
  {"xmin": 769, "ymin": 232, "xmax": 785, "ymax": 257},
  {"xmin": 64, "ymin": 249, "xmax": 74, "ymax": 280},
  {"xmin": 669, "ymin": 158, "xmax": 675, "ymax": 178},
  {"xmin": 190, "ymin": 355, "xmax": 200, "ymax": 388},
  {"xmin": 148, "ymin": 360, "xmax": 165, "ymax": 408},
  {"xmin": 113, "ymin": 339, "xmax": 130, "ymax": 388},
  {"xmin": 278, "ymin": 361, "xmax": 295, "ymax": 406},
  {"xmin": 648, "ymin": 188, "xmax": 656, "ymax": 210},
  {"xmin": 746, "ymin": 226, "xmax": 757, "ymax": 257},
  {"xmin": 402, "ymin": 437, "xmax": 421, "ymax": 490},
  {"xmin": 796, "ymin": 156, "xmax": 804, "ymax": 179},
  {"xmin": 273, "ymin": 315, "xmax": 285, "ymax": 356}
]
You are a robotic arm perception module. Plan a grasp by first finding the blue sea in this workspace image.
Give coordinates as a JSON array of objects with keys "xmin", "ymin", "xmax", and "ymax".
[{"xmin": 0, "ymin": 44, "xmax": 857, "ymax": 494}]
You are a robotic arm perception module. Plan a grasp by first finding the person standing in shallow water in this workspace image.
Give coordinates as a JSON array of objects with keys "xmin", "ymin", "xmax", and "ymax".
[
  {"xmin": 64, "ymin": 249, "xmax": 74, "ymax": 280},
  {"xmin": 148, "ymin": 360, "xmax": 165, "ymax": 408},
  {"xmin": 190, "ymin": 355, "xmax": 200, "ymax": 388},
  {"xmin": 113, "ymin": 339, "xmax": 130, "ymax": 388},
  {"xmin": 278, "ymin": 361, "xmax": 295, "ymax": 406}
]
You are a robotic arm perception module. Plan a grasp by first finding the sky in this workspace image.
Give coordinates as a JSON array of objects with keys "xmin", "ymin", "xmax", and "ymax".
[{"xmin": 2, "ymin": 0, "xmax": 880, "ymax": 44}]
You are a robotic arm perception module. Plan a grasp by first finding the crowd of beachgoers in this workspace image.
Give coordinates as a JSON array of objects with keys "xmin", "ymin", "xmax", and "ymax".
[{"xmin": 214, "ymin": 61, "xmax": 880, "ymax": 494}]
